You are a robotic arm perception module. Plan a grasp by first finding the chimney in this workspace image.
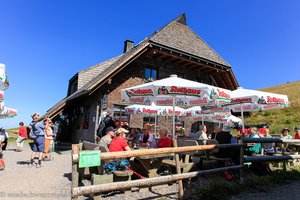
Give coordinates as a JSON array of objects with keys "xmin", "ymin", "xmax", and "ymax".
[{"xmin": 123, "ymin": 40, "xmax": 134, "ymax": 53}]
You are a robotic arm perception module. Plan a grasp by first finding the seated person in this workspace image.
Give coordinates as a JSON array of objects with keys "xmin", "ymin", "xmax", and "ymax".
[
  {"xmin": 245, "ymin": 127, "xmax": 262, "ymax": 155},
  {"xmin": 99, "ymin": 126, "xmax": 115, "ymax": 152},
  {"xmin": 280, "ymin": 128, "xmax": 293, "ymax": 152},
  {"xmin": 128, "ymin": 128, "xmax": 141, "ymax": 143},
  {"xmin": 281, "ymin": 128, "xmax": 293, "ymax": 139},
  {"xmin": 215, "ymin": 123, "xmax": 239, "ymax": 164},
  {"xmin": 138, "ymin": 127, "xmax": 156, "ymax": 148},
  {"xmin": 294, "ymin": 127, "xmax": 300, "ymax": 139},
  {"xmin": 109, "ymin": 128, "xmax": 131, "ymax": 152},
  {"xmin": 261, "ymin": 129, "xmax": 274, "ymax": 154},
  {"xmin": 157, "ymin": 128, "xmax": 172, "ymax": 148}
]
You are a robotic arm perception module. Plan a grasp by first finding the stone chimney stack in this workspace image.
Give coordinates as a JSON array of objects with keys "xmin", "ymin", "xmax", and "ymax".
[{"xmin": 123, "ymin": 40, "xmax": 134, "ymax": 53}]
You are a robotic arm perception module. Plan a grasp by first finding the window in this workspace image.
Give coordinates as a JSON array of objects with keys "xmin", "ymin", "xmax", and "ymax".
[
  {"xmin": 145, "ymin": 68, "xmax": 157, "ymax": 80},
  {"xmin": 70, "ymin": 81, "xmax": 78, "ymax": 94}
]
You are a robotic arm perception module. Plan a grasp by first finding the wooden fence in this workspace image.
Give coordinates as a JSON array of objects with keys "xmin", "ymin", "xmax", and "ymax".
[{"xmin": 71, "ymin": 138, "xmax": 300, "ymax": 199}]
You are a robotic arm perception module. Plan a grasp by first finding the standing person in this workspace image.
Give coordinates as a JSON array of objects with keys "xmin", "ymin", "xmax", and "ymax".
[
  {"xmin": 0, "ymin": 128, "xmax": 9, "ymax": 151},
  {"xmin": 157, "ymin": 128, "xmax": 172, "ymax": 148},
  {"xmin": 99, "ymin": 126, "xmax": 115, "ymax": 152},
  {"xmin": 100, "ymin": 109, "xmax": 117, "ymax": 138},
  {"xmin": 138, "ymin": 127, "xmax": 156, "ymax": 148},
  {"xmin": 13, "ymin": 122, "xmax": 27, "ymax": 152},
  {"xmin": 44, "ymin": 119, "xmax": 55, "ymax": 161},
  {"xmin": 211, "ymin": 126, "xmax": 221, "ymax": 140},
  {"xmin": 30, "ymin": 113, "xmax": 47, "ymax": 167},
  {"xmin": 109, "ymin": 128, "xmax": 131, "ymax": 152}
]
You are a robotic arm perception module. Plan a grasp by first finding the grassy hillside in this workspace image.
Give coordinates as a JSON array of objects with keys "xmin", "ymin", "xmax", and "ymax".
[{"xmin": 243, "ymin": 80, "xmax": 300, "ymax": 134}]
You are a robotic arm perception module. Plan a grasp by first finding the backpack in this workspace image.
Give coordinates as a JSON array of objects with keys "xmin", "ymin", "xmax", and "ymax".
[
  {"xmin": 26, "ymin": 122, "xmax": 37, "ymax": 140},
  {"xmin": 96, "ymin": 119, "xmax": 106, "ymax": 137}
]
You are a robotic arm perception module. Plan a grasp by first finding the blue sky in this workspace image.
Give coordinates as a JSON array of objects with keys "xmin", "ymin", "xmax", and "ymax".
[{"xmin": 0, "ymin": 0, "xmax": 299, "ymax": 128}]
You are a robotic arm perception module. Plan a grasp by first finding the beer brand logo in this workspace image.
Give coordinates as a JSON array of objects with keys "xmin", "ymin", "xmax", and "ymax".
[
  {"xmin": 217, "ymin": 89, "xmax": 230, "ymax": 99},
  {"xmin": 231, "ymin": 98, "xmax": 252, "ymax": 104},
  {"xmin": 266, "ymin": 96, "xmax": 285, "ymax": 104},
  {"xmin": 130, "ymin": 97, "xmax": 145, "ymax": 103},
  {"xmin": 189, "ymin": 98, "xmax": 208, "ymax": 105},
  {"xmin": 169, "ymin": 86, "xmax": 201, "ymax": 96},
  {"xmin": 126, "ymin": 89, "xmax": 153, "ymax": 97},
  {"xmin": 142, "ymin": 108, "xmax": 158, "ymax": 115},
  {"xmin": 156, "ymin": 99, "xmax": 173, "ymax": 105}
]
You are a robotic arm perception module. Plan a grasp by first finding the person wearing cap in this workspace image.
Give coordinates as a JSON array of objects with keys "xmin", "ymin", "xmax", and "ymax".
[
  {"xmin": 294, "ymin": 127, "xmax": 300, "ymax": 139},
  {"xmin": 281, "ymin": 128, "xmax": 293, "ymax": 139},
  {"xmin": 99, "ymin": 109, "xmax": 117, "ymax": 138},
  {"xmin": 99, "ymin": 126, "xmax": 115, "ymax": 152},
  {"xmin": 13, "ymin": 122, "xmax": 27, "ymax": 152},
  {"xmin": 109, "ymin": 128, "xmax": 131, "ymax": 152},
  {"xmin": 29, "ymin": 112, "xmax": 47, "ymax": 167}
]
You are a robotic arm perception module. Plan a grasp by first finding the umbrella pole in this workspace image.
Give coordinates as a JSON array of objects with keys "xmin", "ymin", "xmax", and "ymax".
[
  {"xmin": 172, "ymin": 96, "xmax": 184, "ymax": 199},
  {"xmin": 239, "ymin": 103, "xmax": 245, "ymax": 183},
  {"xmin": 241, "ymin": 104, "xmax": 244, "ymax": 137}
]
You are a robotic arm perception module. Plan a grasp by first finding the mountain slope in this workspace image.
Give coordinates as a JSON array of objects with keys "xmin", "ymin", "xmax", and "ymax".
[{"xmin": 243, "ymin": 80, "xmax": 300, "ymax": 134}]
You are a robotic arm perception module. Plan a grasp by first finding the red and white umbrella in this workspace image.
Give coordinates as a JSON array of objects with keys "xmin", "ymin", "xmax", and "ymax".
[
  {"xmin": 0, "ymin": 63, "xmax": 9, "ymax": 91},
  {"xmin": 0, "ymin": 107, "xmax": 17, "ymax": 119},
  {"xmin": 121, "ymin": 75, "xmax": 231, "ymax": 138},
  {"xmin": 121, "ymin": 75, "xmax": 231, "ymax": 107},
  {"xmin": 125, "ymin": 104, "xmax": 184, "ymax": 116},
  {"xmin": 227, "ymin": 87, "xmax": 289, "ymax": 133}
]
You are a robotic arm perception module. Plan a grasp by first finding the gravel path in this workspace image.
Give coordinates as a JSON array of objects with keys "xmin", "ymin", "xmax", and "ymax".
[
  {"xmin": 0, "ymin": 143, "xmax": 71, "ymax": 200},
  {"xmin": 1, "ymin": 142, "xmax": 300, "ymax": 200}
]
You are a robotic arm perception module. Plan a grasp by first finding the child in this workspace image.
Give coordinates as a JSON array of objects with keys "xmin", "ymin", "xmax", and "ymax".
[{"xmin": 0, "ymin": 152, "xmax": 5, "ymax": 171}]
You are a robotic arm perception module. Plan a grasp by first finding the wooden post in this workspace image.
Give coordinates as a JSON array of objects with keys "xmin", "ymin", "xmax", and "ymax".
[
  {"xmin": 71, "ymin": 144, "xmax": 80, "ymax": 200},
  {"xmin": 173, "ymin": 139, "xmax": 184, "ymax": 199}
]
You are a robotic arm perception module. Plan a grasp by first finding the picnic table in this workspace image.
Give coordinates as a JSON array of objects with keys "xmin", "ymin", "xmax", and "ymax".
[{"xmin": 130, "ymin": 147, "xmax": 171, "ymax": 178}]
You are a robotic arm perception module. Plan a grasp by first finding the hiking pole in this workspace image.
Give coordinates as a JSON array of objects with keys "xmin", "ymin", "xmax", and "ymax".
[{"xmin": 125, "ymin": 166, "xmax": 145, "ymax": 179}]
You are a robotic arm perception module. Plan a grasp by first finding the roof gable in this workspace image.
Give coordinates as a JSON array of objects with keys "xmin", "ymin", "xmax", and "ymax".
[
  {"xmin": 78, "ymin": 55, "xmax": 122, "ymax": 89},
  {"xmin": 149, "ymin": 14, "xmax": 230, "ymax": 67}
]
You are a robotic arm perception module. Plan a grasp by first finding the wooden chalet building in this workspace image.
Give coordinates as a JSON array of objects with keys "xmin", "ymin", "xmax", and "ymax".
[{"xmin": 46, "ymin": 14, "xmax": 239, "ymax": 143}]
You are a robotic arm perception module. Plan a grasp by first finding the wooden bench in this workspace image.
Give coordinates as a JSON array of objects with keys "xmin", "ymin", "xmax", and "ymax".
[{"xmin": 161, "ymin": 140, "xmax": 198, "ymax": 173}]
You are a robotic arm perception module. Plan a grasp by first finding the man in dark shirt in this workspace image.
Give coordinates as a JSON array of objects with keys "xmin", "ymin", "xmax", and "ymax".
[
  {"xmin": 101, "ymin": 109, "xmax": 117, "ymax": 137},
  {"xmin": 215, "ymin": 123, "xmax": 239, "ymax": 164}
]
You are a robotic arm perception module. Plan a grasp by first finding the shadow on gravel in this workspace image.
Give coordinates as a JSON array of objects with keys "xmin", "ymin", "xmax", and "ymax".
[
  {"xmin": 64, "ymin": 173, "xmax": 72, "ymax": 181},
  {"xmin": 137, "ymin": 191, "xmax": 178, "ymax": 200},
  {"xmin": 16, "ymin": 160, "xmax": 31, "ymax": 165}
]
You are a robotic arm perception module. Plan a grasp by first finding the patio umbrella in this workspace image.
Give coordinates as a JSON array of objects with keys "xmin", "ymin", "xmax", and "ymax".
[
  {"xmin": 121, "ymin": 74, "xmax": 231, "ymax": 138},
  {"xmin": 0, "ymin": 63, "xmax": 9, "ymax": 91},
  {"xmin": 0, "ymin": 107, "xmax": 17, "ymax": 119},
  {"xmin": 227, "ymin": 87, "xmax": 289, "ymax": 134}
]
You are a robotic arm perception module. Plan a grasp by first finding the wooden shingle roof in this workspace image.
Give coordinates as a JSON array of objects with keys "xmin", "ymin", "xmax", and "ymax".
[{"xmin": 149, "ymin": 14, "xmax": 230, "ymax": 67}]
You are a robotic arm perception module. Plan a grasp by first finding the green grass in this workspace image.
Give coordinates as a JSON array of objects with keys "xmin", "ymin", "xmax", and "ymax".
[
  {"xmin": 241, "ymin": 80, "xmax": 300, "ymax": 135},
  {"xmin": 194, "ymin": 167, "xmax": 300, "ymax": 200}
]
